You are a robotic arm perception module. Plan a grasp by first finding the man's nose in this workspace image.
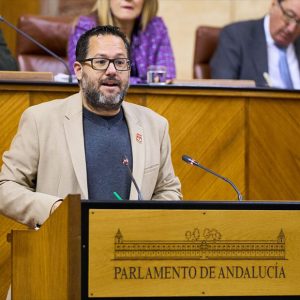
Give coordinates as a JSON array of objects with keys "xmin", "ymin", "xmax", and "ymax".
[
  {"xmin": 105, "ymin": 61, "xmax": 117, "ymax": 74},
  {"xmin": 286, "ymin": 21, "xmax": 297, "ymax": 33}
]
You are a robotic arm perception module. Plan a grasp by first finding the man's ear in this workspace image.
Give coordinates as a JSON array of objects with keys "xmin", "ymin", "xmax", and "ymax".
[
  {"xmin": 269, "ymin": 0, "xmax": 277, "ymax": 15},
  {"xmin": 270, "ymin": 0, "xmax": 276, "ymax": 10},
  {"xmin": 74, "ymin": 61, "xmax": 83, "ymax": 80}
]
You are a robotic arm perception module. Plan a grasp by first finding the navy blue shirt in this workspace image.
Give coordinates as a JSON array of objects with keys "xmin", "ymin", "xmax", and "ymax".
[{"xmin": 83, "ymin": 107, "xmax": 133, "ymax": 201}]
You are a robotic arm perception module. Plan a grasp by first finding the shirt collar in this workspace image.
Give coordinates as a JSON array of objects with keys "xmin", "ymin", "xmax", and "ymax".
[{"xmin": 264, "ymin": 14, "xmax": 275, "ymax": 46}]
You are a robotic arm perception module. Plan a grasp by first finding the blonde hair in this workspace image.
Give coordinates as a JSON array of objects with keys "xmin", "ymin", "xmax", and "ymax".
[{"xmin": 92, "ymin": 0, "xmax": 158, "ymax": 31}]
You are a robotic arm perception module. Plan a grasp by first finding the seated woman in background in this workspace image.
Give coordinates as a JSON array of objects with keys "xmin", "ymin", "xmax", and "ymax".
[{"xmin": 68, "ymin": 0, "xmax": 176, "ymax": 83}]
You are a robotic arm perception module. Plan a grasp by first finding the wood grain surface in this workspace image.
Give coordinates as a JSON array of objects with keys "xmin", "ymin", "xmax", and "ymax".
[{"xmin": 1, "ymin": 83, "xmax": 299, "ymax": 201}]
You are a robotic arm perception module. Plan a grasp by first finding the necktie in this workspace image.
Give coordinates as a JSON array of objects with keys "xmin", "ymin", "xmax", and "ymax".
[{"xmin": 278, "ymin": 46, "xmax": 294, "ymax": 89}]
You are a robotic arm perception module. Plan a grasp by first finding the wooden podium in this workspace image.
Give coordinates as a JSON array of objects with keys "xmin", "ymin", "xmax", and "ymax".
[
  {"xmin": 10, "ymin": 194, "xmax": 81, "ymax": 300},
  {"xmin": 8, "ymin": 196, "xmax": 300, "ymax": 299}
]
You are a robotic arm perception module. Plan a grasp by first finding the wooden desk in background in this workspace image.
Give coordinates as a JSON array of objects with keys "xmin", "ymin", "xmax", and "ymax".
[
  {"xmin": 0, "ymin": 81, "xmax": 300, "ymax": 299},
  {"xmin": 0, "ymin": 81, "xmax": 300, "ymax": 201}
]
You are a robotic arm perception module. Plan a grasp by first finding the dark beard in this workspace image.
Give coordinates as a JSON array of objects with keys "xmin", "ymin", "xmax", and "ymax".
[
  {"xmin": 84, "ymin": 88, "xmax": 126, "ymax": 111},
  {"xmin": 82, "ymin": 75, "xmax": 128, "ymax": 111}
]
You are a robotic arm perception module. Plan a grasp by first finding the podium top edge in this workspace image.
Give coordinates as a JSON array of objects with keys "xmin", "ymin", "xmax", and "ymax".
[{"xmin": 80, "ymin": 200, "xmax": 300, "ymax": 210}]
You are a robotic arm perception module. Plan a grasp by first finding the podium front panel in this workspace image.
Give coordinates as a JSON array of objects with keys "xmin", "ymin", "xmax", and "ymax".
[{"xmin": 81, "ymin": 201, "xmax": 300, "ymax": 299}]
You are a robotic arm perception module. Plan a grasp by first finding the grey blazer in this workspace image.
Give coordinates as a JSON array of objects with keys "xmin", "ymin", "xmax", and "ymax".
[{"xmin": 210, "ymin": 18, "xmax": 300, "ymax": 87}]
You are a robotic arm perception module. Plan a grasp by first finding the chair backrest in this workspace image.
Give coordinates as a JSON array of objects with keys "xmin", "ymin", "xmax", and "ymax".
[
  {"xmin": 16, "ymin": 15, "xmax": 74, "ymax": 75},
  {"xmin": 193, "ymin": 26, "xmax": 221, "ymax": 79}
]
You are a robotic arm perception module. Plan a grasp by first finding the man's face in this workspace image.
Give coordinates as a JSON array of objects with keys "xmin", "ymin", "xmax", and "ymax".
[
  {"xmin": 74, "ymin": 34, "xmax": 130, "ymax": 115},
  {"xmin": 269, "ymin": 0, "xmax": 300, "ymax": 47}
]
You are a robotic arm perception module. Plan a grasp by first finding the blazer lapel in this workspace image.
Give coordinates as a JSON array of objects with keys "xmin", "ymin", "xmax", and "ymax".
[
  {"xmin": 63, "ymin": 93, "xmax": 88, "ymax": 199},
  {"xmin": 123, "ymin": 102, "xmax": 145, "ymax": 200}
]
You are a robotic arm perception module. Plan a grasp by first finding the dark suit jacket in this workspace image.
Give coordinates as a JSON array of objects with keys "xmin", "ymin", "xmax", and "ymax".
[
  {"xmin": 0, "ymin": 29, "xmax": 18, "ymax": 71},
  {"xmin": 210, "ymin": 18, "xmax": 300, "ymax": 87}
]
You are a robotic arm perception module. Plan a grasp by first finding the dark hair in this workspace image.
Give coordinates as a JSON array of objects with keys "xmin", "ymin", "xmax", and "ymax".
[{"xmin": 75, "ymin": 25, "xmax": 131, "ymax": 61}]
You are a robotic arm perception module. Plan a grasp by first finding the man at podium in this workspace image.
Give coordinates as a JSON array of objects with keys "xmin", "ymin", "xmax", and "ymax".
[{"xmin": 0, "ymin": 25, "xmax": 182, "ymax": 229}]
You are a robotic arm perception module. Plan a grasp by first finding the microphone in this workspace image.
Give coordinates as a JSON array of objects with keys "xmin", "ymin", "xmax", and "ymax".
[
  {"xmin": 122, "ymin": 155, "xmax": 144, "ymax": 200},
  {"xmin": 0, "ymin": 15, "xmax": 73, "ymax": 83},
  {"xmin": 182, "ymin": 154, "xmax": 243, "ymax": 201}
]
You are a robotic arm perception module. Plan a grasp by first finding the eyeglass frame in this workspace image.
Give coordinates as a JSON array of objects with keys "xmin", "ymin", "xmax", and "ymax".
[
  {"xmin": 78, "ymin": 57, "xmax": 131, "ymax": 71},
  {"xmin": 278, "ymin": 0, "xmax": 300, "ymax": 27}
]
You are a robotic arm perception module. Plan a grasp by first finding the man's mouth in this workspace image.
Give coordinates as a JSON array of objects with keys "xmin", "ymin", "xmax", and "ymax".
[{"xmin": 101, "ymin": 79, "xmax": 120, "ymax": 87}]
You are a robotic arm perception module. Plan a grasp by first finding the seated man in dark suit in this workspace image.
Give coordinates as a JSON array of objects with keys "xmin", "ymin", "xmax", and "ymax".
[
  {"xmin": 210, "ymin": 0, "xmax": 300, "ymax": 89},
  {"xmin": 0, "ymin": 29, "xmax": 18, "ymax": 71}
]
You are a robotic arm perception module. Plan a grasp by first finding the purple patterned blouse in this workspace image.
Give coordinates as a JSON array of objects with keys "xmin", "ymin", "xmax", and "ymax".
[{"xmin": 68, "ymin": 15, "xmax": 176, "ymax": 83}]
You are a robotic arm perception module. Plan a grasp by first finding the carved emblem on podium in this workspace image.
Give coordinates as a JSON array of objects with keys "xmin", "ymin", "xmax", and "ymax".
[{"xmin": 114, "ymin": 228, "xmax": 286, "ymax": 260}]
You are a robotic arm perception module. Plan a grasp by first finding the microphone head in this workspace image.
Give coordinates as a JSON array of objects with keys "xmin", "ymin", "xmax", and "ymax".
[
  {"xmin": 182, "ymin": 154, "xmax": 194, "ymax": 165},
  {"xmin": 182, "ymin": 154, "xmax": 243, "ymax": 201}
]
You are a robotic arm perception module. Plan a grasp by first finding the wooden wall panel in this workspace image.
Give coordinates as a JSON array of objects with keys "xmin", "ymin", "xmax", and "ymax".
[
  {"xmin": 0, "ymin": 92, "xmax": 29, "ymax": 165},
  {"xmin": 249, "ymin": 98, "xmax": 300, "ymax": 200},
  {"xmin": 145, "ymin": 95, "xmax": 245, "ymax": 200},
  {"xmin": 29, "ymin": 91, "xmax": 76, "ymax": 106},
  {"xmin": 0, "ymin": 83, "xmax": 299, "ymax": 202}
]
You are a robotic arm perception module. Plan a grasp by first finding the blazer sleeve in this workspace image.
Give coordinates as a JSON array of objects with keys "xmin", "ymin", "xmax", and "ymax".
[
  {"xmin": 0, "ymin": 109, "xmax": 60, "ymax": 228},
  {"xmin": 151, "ymin": 120, "xmax": 182, "ymax": 200},
  {"xmin": 210, "ymin": 25, "xmax": 242, "ymax": 79}
]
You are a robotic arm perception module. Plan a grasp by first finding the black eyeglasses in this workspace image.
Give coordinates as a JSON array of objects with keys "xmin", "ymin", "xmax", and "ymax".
[
  {"xmin": 79, "ymin": 57, "xmax": 131, "ymax": 71},
  {"xmin": 278, "ymin": 0, "xmax": 300, "ymax": 27}
]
